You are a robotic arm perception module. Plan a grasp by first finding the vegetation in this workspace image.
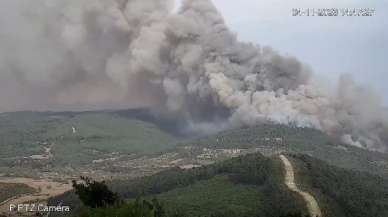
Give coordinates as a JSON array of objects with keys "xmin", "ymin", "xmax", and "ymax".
[
  {"xmin": 71, "ymin": 175, "xmax": 308, "ymax": 217},
  {"xmin": 79, "ymin": 199, "xmax": 171, "ymax": 217},
  {"xmin": 78, "ymin": 199, "xmax": 310, "ymax": 217},
  {"xmin": 72, "ymin": 178, "xmax": 170, "ymax": 217},
  {"xmin": 72, "ymin": 177, "xmax": 120, "ymax": 208},
  {"xmin": 50, "ymin": 153, "xmax": 307, "ymax": 217},
  {"xmin": 289, "ymin": 154, "xmax": 388, "ymax": 217},
  {"xmin": 0, "ymin": 111, "xmax": 179, "ymax": 171},
  {"xmin": 0, "ymin": 112, "xmax": 59, "ymax": 159},
  {"xmin": 3, "ymin": 110, "xmax": 388, "ymax": 216},
  {"xmin": 80, "ymin": 199, "xmax": 308, "ymax": 217},
  {"xmin": 47, "ymin": 113, "xmax": 178, "ymax": 166},
  {"xmin": 0, "ymin": 182, "xmax": 36, "ymax": 203},
  {"xmin": 1, "ymin": 110, "xmax": 387, "ymax": 179},
  {"xmin": 177, "ymin": 124, "xmax": 388, "ymax": 178},
  {"xmin": 50, "ymin": 152, "xmax": 388, "ymax": 217}
]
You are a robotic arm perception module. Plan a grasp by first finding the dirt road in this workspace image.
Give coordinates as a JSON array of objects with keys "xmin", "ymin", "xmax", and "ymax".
[
  {"xmin": 0, "ymin": 178, "xmax": 72, "ymax": 215},
  {"xmin": 279, "ymin": 154, "xmax": 322, "ymax": 217}
]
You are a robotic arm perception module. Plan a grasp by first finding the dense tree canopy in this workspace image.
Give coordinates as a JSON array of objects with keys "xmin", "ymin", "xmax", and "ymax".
[{"xmin": 72, "ymin": 177, "xmax": 120, "ymax": 208}]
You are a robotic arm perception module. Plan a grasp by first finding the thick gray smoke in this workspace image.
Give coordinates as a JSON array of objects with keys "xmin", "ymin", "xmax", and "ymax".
[{"xmin": 0, "ymin": 0, "xmax": 387, "ymax": 151}]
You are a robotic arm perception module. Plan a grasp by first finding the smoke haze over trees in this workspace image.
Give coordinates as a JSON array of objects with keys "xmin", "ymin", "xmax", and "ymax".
[{"xmin": 0, "ymin": 0, "xmax": 387, "ymax": 151}]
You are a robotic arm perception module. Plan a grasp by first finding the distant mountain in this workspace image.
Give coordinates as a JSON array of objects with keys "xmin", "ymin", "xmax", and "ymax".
[
  {"xmin": 1, "ymin": 110, "xmax": 387, "ymax": 180},
  {"xmin": 174, "ymin": 124, "xmax": 388, "ymax": 178},
  {"xmin": 113, "ymin": 109, "xmax": 189, "ymax": 136},
  {"xmin": 0, "ymin": 110, "xmax": 179, "ymax": 174}
]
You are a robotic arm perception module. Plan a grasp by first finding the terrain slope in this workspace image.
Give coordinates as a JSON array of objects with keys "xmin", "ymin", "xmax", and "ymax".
[{"xmin": 280, "ymin": 154, "xmax": 322, "ymax": 217}]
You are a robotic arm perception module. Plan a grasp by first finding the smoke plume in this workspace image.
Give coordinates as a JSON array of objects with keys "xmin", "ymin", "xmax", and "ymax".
[{"xmin": 0, "ymin": 0, "xmax": 387, "ymax": 151}]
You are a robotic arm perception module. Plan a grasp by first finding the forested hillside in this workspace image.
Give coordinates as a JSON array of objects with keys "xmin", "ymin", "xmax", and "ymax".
[
  {"xmin": 289, "ymin": 154, "xmax": 388, "ymax": 217},
  {"xmin": 176, "ymin": 124, "xmax": 388, "ymax": 178},
  {"xmin": 49, "ymin": 153, "xmax": 307, "ymax": 217},
  {"xmin": 2, "ymin": 111, "xmax": 387, "ymax": 180},
  {"xmin": 50, "ymin": 152, "xmax": 388, "ymax": 217},
  {"xmin": 0, "ymin": 111, "xmax": 178, "ymax": 171}
]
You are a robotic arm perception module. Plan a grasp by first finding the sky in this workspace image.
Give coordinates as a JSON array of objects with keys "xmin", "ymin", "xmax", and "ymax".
[{"xmin": 176, "ymin": 0, "xmax": 388, "ymax": 104}]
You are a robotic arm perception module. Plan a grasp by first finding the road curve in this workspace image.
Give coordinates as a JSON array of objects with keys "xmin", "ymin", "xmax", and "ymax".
[{"xmin": 279, "ymin": 154, "xmax": 322, "ymax": 217}]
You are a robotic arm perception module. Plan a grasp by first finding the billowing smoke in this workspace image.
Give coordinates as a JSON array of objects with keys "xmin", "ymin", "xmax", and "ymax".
[{"xmin": 0, "ymin": 0, "xmax": 387, "ymax": 151}]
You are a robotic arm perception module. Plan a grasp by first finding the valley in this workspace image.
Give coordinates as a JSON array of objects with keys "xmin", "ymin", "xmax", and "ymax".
[{"xmin": 0, "ymin": 110, "xmax": 388, "ymax": 217}]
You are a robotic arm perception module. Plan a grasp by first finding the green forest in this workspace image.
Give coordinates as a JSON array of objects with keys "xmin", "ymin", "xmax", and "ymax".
[{"xmin": 50, "ymin": 152, "xmax": 388, "ymax": 217}]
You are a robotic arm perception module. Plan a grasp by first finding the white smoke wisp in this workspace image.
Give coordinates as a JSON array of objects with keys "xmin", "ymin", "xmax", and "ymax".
[{"xmin": 0, "ymin": 0, "xmax": 387, "ymax": 151}]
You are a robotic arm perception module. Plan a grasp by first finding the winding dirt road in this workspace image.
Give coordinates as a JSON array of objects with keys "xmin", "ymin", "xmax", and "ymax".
[{"xmin": 279, "ymin": 154, "xmax": 322, "ymax": 217}]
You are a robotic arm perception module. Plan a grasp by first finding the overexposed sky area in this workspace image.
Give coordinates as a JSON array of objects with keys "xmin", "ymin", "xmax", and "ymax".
[{"xmin": 176, "ymin": 0, "xmax": 388, "ymax": 104}]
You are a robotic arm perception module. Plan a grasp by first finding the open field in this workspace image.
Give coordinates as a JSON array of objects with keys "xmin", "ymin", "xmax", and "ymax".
[
  {"xmin": 0, "ymin": 178, "xmax": 72, "ymax": 216},
  {"xmin": 0, "ymin": 183, "xmax": 35, "ymax": 204}
]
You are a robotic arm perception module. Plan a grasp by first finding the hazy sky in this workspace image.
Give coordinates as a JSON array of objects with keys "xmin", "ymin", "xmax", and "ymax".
[{"xmin": 176, "ymin": 0, "xmax": 388, "ymax": 104}]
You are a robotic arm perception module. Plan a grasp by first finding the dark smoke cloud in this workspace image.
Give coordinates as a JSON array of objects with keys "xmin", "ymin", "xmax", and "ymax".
[{"xmin": 0, "ymin": 0, "xmax": 387, "ymax": 151}]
